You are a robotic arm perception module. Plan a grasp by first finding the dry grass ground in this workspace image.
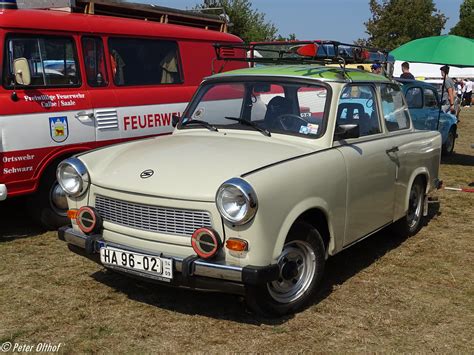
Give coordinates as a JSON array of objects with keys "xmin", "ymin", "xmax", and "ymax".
[{"xmin": 1, "ymin": 110, "xmax": 473, "ymax": 353}]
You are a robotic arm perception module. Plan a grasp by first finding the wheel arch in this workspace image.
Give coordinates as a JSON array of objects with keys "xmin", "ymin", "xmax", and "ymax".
[
  {"xmin": 403, "ymin": 169, "xmax": 429, "ymax": 213},
  {"xmin": 272, "ymin": 198, "xmax": 336, "ymax": 261},
  {"xmin": 33, "ymin": 146, "xmax": 93, "ymax": 188}
]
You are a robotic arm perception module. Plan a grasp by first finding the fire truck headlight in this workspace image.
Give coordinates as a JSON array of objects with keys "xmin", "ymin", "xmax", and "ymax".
[{"xmin": 57, "ymin": 158, "xmax": 90, "ymax": 197}]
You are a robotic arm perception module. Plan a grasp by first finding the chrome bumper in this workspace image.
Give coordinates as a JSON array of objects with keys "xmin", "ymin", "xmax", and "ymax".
[{"xmin": 58, "ymin": 226, "xmax": 279, "ymax": 288}]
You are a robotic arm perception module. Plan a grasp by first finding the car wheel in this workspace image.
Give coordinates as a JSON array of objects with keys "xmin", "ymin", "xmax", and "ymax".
[
  {"xmin": 28, "ymin": 164, "xmax": 70, "ymax": 230},
  {"xmin": 393, "ymin": 176, "xmax": 425, "ymax": 237},
  {"xmin": 245, "ymin": 221, "xmax": 325, "ymax": 316},
  {"xmin": 442, "ymin": 128, "xmax": 456, "ymax": 155}
]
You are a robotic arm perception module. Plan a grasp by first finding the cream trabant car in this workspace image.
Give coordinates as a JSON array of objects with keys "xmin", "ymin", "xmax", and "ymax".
[{"xmin": 58, "ymin": 65, "xmax": 442, "ymax": 315}]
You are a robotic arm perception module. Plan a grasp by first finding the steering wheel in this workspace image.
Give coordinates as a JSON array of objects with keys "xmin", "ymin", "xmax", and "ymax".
[{"xmin": 276, "ymin": 114, "xmax": 310, "ymax": 131}]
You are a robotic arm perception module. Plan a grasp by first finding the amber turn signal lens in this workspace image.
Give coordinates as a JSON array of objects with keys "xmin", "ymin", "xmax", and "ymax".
[
  {"xmin": 67, "ymin": 209, "xmax": 78, "ymax": 219},
  {"xmin": 225, "ymin": 238, "xmax": 248, "ymax": 252}
]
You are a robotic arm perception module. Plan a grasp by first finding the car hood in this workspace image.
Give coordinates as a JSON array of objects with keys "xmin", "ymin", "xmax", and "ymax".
[{"xmin": 80, "ymin": 132, "xmax": 321, "ymax": 201}]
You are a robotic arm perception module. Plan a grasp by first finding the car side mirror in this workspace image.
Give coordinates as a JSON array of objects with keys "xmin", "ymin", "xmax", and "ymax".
[
  {"xmin": 334, "ymin": 124, "xmax": 360, "ymax": 140},
  {"xmin": 13, "ymin": 58, "xmax": 31, "ymax": 86},
  {"xmin": 172, "ymin": 114, "xmax": 180, "ymax": 128}
]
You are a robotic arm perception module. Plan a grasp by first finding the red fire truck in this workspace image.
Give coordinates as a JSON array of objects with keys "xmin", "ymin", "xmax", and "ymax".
[{"xmin": 0, "ymin": 1, "xmax": 244, "ymax": 228}]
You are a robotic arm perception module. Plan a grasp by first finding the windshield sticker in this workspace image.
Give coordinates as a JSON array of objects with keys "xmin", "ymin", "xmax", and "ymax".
[
  {"xmin": 299, "ymin": 125, "xmax": 310, "ymax": 134},
  {"xmin": 49, "ymin": 116, "xmax": 69, "ymax": 143},
  {"xmin": 193, "ymin": 108, "xmax": 205, "ymax": 119},
  {"xmin": 307, "ymin": 123, "xmax": 319, "ymax": 134}
]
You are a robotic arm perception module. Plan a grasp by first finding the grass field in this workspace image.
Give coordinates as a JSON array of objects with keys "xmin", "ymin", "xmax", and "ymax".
[{"xmin": 1, "ymin": 110, "xmax": 473, "ymax": 353}]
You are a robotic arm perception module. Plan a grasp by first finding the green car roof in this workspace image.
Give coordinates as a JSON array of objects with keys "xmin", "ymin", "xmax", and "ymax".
[{"xmin": 212, "ymin": 65, "xmax": 391, "ymax": 82}]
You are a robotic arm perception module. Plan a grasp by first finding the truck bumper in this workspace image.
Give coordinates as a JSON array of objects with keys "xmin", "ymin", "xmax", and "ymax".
[{"xmin": 58, "ymin": 226, "xmax": 280, "ymax": 295}]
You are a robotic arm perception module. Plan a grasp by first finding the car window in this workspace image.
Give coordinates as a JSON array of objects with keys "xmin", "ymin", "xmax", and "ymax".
[
  {"xmin": 82, "ymin": 37, "xmax": 108, "ymax": 87},
  {"xmin": 337, "ymin": 85, "xmax": 381, "ymax": 136},
  {"xmin": 3, "ymin": 35, "xmax": 80, "ymax": 88},
  {"xmin": 183, "ymin": 81, "xmax": 329, "ymax": 138},
  {"xmin": 108, "ymin": 37, "xmax": 181, "ymax": 86},
  {"xmin": 405, "ymin": 87, "xmax": 422, "ymax": 108},
  {"xmin": 381, "ymin": 84, "xmax": 410, "ymax": 132},
  {"xmin": 424, "ymin": 88, "xmax": 438, "ymax": 108}
]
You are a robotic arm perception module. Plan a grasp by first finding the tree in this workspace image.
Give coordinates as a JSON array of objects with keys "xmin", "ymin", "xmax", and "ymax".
[
  {"xmin": 196, "ymin": 0, "xmax": 277, "ymax": 42},
  {"xmin": 450, "ymin": 0, "xmax": 474, "ymax": 39},
  {"xmin": 359, "ymin": 0, "xmax": 447, "ymax": 50}
]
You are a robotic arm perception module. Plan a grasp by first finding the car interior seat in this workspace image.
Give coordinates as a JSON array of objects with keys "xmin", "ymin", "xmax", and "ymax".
[{"xmin": 264, "ymin": 96, "xmax": 293, "ymax": 129}]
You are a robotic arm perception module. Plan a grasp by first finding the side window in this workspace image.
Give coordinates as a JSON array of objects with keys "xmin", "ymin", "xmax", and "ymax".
[
  {"xmin": 424, "ymin": 88, "xmax": 438, "ymax": 108},
  {"xmin": 108, "ymin": 37, "xmax": 182, "ymax": 86},
  {"xmin": 405, "ymin": 87, "xmax": 422, "ymax": 108},
  {"xmin": 337, "ymin": 85, "xmax": 381, "ymax": 137},
  {"xmin": 380, "ymin": 84, "xmax": 410, "ymax": 132},
  {"xmin": 82, "ymin": 37, "xmax": 108, "ymax": 87},
  {"xmin": 3, "ymin": 35, "xmax": 80, "ymax": 87}
]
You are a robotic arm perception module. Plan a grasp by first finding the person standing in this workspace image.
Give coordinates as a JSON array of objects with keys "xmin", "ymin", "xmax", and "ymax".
[
  {"xmin": 463, "ymin": 78, "xmax": 472, "ymax": 107},
  {"xmin": 440, "ymin": 65, "xmax": 456, "ymax": 115},
  {"xmin": 400, "ymin": 62, "xmax": 415, "ymax": 79}
]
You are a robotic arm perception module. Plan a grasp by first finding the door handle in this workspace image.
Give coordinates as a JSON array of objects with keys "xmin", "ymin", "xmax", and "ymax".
[
  {"xmin": 386, "ymin": 146, "xmax": 399, "ymax": 154},
  {"xmin": 75, "ymin": 111, "xmax": 94, "ymax": 122}
]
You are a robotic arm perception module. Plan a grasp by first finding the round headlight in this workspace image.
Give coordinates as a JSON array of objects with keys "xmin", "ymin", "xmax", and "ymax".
[
  {"xmin": 56, "ymin": 158, "xmax": 90, "ymax": 197},
  {"xmin": 216, "ymin": 178, "xmax": 258, "ymax": 225}
]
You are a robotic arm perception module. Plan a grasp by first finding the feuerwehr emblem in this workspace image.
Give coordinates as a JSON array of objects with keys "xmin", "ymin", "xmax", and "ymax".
[
  {"xmin": 49, "ymin": 116, "xmax": 69, "ymax": 143},
  {"xmin": 140, "ymin": 169, "xmax": 154, "ymax": 179}
]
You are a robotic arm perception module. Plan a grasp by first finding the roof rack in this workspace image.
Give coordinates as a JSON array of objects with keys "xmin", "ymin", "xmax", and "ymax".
[
  {"xmin": 17, "ymin": 0, "xmax": 228, "ymax": 32},
  {"xmin": 214, "ymin": 40, "xmax": 393, "ymax": 66}
]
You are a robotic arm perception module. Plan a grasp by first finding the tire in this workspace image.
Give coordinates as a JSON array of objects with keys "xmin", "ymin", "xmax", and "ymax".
[
  {"xmin": 393, "ymin": 176, "xmax": 425, "ymax": 237},
  {"xmin": 442, "ymin": 127, "xmax": 456, "ymax": 155},
  {"xmin": 28, "ymin": 164, "xmax": 70, "ymax": 230},
  {"xmin": 245, "ymin": 221, "xmax": 325, "ymax": 316}
]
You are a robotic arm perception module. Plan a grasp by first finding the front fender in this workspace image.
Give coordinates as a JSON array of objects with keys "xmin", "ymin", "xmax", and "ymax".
[{"xmin": 272, "ymin": 198, "xmax": 334, "ymax": 260}]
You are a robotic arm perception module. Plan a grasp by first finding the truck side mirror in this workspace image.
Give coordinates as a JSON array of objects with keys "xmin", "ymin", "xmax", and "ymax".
[
  {"xmin": 13, "ymin": 58, "xmax": 31, "ymax": 86},
  {"xmin": 172, "ymin": 115, "xmax": 180, "ymax": 127}
]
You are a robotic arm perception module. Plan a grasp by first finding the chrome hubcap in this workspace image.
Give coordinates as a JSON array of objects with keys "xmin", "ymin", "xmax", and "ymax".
[
  {"xmin": 50, "ymin": 182, "xmax": 68, "ymax": 215},
  {"xmin": 268, "ymin": 240, "xmax": 316, "ymax": 304},
  {"xmin": 407, "ymin": 183, "xmax": 423, "ymax": 229}
]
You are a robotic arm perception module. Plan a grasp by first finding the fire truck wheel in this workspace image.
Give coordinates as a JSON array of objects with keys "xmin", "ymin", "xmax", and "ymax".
[{"xmin": 28, "ymin": 165, "xmax": 70, "ymax": 230}]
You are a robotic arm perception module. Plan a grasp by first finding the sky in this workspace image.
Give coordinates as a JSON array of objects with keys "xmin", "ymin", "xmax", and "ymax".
[{"xmin": 133, "ymin": 0, "xmax": 463, "ymax": 43}]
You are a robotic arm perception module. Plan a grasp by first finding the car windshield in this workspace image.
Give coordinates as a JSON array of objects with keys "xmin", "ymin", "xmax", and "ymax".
[{"xmin": 180, "ymin": 80, "xmax": 329, "ymax": 138}]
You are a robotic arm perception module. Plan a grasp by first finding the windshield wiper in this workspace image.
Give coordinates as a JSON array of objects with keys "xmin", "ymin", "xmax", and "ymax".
[
  {"xmin": 181, "ymin": 119, "xmax": 218, "ymax": 132},
  {"xmin": 224, "ymin": 117, "xmax": 271, "ymax": 137}
]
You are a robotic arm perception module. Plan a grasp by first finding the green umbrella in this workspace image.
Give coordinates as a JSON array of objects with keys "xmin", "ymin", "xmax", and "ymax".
[{"xmin": 390, "ymin": 35, "xmax": 474, "ymax": 68}]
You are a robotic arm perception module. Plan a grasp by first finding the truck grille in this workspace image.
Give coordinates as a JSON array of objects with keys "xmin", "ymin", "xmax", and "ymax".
[{"xmin": 95, "ymin": 195, "xmax": 212, "ymax": 237}]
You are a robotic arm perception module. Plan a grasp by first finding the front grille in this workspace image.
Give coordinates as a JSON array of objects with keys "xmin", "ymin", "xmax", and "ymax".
[{"xmin": 95, "ymin": 195, "xmax": 212, "ymax": 237}]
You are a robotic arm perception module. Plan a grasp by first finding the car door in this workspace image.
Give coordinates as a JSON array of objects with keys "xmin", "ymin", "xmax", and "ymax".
[
  {"xmin": 379, "ymin": 83, "xmax": 415, "ymax": 219},
  {"xmin": 334, "ymin": 84, "xmax": 398, "ymax": 246}
]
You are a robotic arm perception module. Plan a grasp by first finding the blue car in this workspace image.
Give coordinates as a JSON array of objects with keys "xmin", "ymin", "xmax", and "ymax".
[{"xmin": 399, "ymin": 79, "xmax": 457, "ymax": 155}]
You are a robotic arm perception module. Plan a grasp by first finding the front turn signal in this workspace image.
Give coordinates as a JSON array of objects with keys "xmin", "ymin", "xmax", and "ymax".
[
  {"xmin": 226, "ymin": 238, "xmax": 248, "ymax": 252},
  {"xmin": 67, "ymin": 209, "xmax": 78, "ymax": 220}
]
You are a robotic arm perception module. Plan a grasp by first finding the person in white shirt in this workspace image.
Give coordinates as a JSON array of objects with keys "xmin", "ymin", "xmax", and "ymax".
[{"xmin": 463, "ymin": 78, "xmax": 473, "ymax": 107}]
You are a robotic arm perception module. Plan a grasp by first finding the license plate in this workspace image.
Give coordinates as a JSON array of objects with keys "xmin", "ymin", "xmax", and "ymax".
[{"xmin": 100, "ymin": 246, "xmax": 173, "ymax": 280}]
